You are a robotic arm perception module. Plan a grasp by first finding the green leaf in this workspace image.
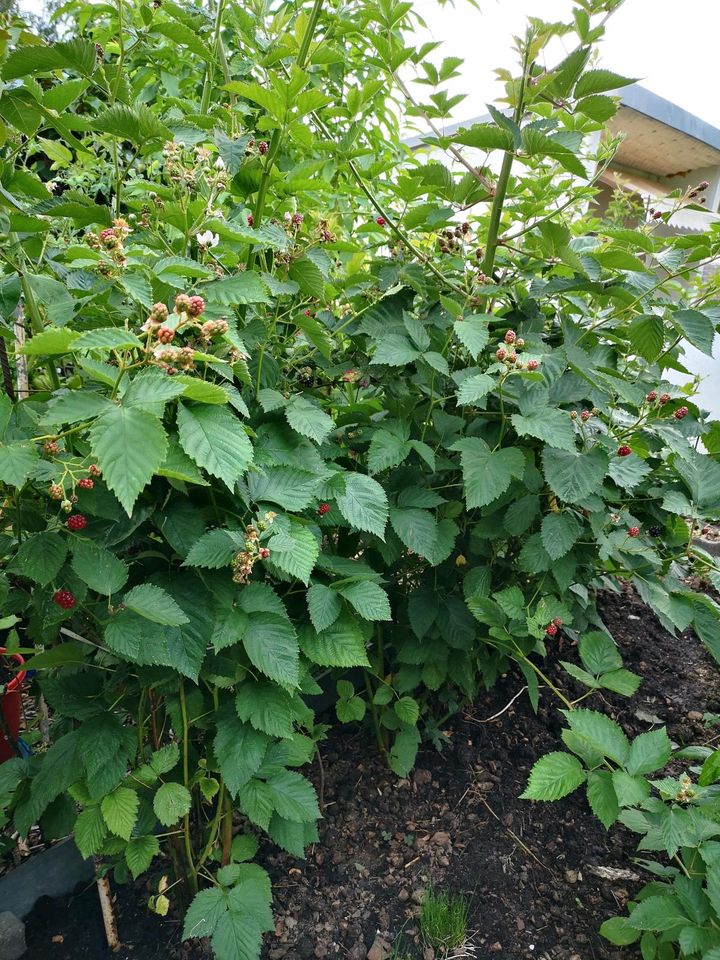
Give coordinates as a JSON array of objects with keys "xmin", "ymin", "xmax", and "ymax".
[
  {"xmin": 628, "ymin": 895, "xmax": 689, "ymax": 931},
  {"xmin": 246, "ymin": 467, "xmax": 320, "ymax": 510},
  {"xmin": 289, "ymin": 258, "xmax": 325, "ymax": 299},
  {"xmin": 541, "ymin": 513, "xmax": 580, "ymax": 560},
  {"xmin": 542, "ymin": 446, "xmax": 608, "ymax": 503},
  {"xmin": 629, "ymin": 315, "xmax": 664, "ymax": 362},
  {"xmin": 183, "ymin": 888, "xmax": 227, "ymax": 942},
  {"xmin": 101, "ymin": 786, "xmax": 139, "ymax": 840},
  {"xmin": 600, "ymin": 917, "xmax": 641, "ymax": 946},
  {"xmin": 267, "ymin": 771, "xmax": 319, "ymax": 823},
  {"xmin": 244, "ymin": 612, "xmax": 300, "ymax": 686},
  {"xmin": 452, "ymin": 123, "xmax": 513, "ymax": 151},
  {"xmin": 306, "ymin": 583, "xmax": 342, "ymax": 632},
  {"xmin": 700, "ymin": 749, "xmax": 720, "ymax": 787},
  {"xmin": 586, "ymin": 770, "xmax": 619, "ymax": 829},
  {"xmin": 368, "ymin": 430, "xmax": 411, "ymax": 475},
  {"xmin": 236, "ymin": 682, "xmax": 295, "ymax": 739},
  {"xmin": 284, "ymin": 396, "xmax": 334, "ymax": 445},
  {"xmin": 575, "ymin": 69, "xmax": 636, "ymax": 97},
  {"xmin": 299, "ymin": 616, "xmax": 370, "ymax": 668},
  {"xmin": 74, "ymin": 805, "xmax": 108, "ymax": 859},
  {"xmin": 454, "ymin": 437, "xmax": 525, "ymax": 508},
  {"xmin": 626, "ymin": 728, "xmax": 672, "ymax": 776},
  {"xmin": 578, "ymin": 631, "xmax": 622, "ymax": 675},
  {"xmin": 215, "ymin": 715, "xmax": 268, "ymax": 797},
  {"xmin": 336, "ymin": 474, "xmax": 388, "ymax": 539},
  {"xmin": 339, "ymin": 581, "xmax": 392, "ymax": 621},
  {"xmin": 159, "ymin": 441, "xmax": 211, "ymax": 486},
  {"xmin": 389, "ymin": 507, "xmax": 438, "ymax": 561},
  {"xmin": 239, "ymin": 779, "xmax": 274, "ymax": 831},
  {"xmin": 13, "ymin": 532, "xmax": 66, "ymax": 585},
  {"xmin": 512, "ymin": 409, "xmax": 577, "ymax": 452},
  {"xmin": 204, "ymin": 273, "xmax": 270, "ymax": 306},
  {"xmin": 184, "ymin": 529, "xmax": 244, "ymax": 569},
  {"xmin": 0, "ymin": 443, "xmax": 39, "ymax": 486},
  {"xmin": 268, "ymin": 524, "xmax": 319, "ymax": 585},
  {"xmin": 566, "ymin": 710, "xmax": 630, "ymax": 765},
  {"xmin": 20, "ymin": 328, "xmax": 79, "ymax": 356},
  {"xmin": 42, "ymin": 391, "xmax": 113, "ymax": 426},
  {"xmin": 389, "ymin": 728, "xmax": 421, "ymax": 778},
  {"xmin": 177, "ymin": 403, "xmax": 253, "ymax": 491},
  {"xmin": 123, "ymin": 583, "xmax": 189, "ymax": 626},
  {"xmin": 90, "ymin": 405, "xmax": 168, "ymax": 515},
  {"xmin": 453, "ymin": 315, "xmax": 490, "ymax": 358},
  {"xmin": 126, "ymin": 835, "xmax": 160, "ymax": 879},
  {"xmin": 456, "ymin": 373, "xmax": 495, "ymax": 406},
  {"xmin": 153, "ymin": 782, "xmax": 192, "ymax": 827},
  {"xmin": 394, "ymin": 696, "xmax": 419, "ymax": 725},
  {"xmin": 121, "ymin": 367, "xmax": 185, "ymax": 416},
  {"xmin": 92, "ymin": 102, "xmax": 171, "ymax": 144},
  {"xmin": 212, "ymin": 909, "xmax": 264, "ymax": 960},
  {"xmin": 370, "ymin": 334, "xmax": 421, "ymax": 366},
  {"xmin": 73, "ymin": 327, "xmax": 143, "ymax": 352},
  {"xmin": 521, "ymin": 752, "xmax": 586, "ymax": 800},
  {"xmin": 72, "ymin": 540, "xmax": 128, "ymax": 595},
  {"xmin": 672, "ymin": 309, "xmax": 716, "ymax": 356},
  {"xmin": 612, "ymin": 770, "xmax": 650, "ymax": 807},
  {"xmin": 600, "ymin": 669, "xmax": 641, "ymax": 697}
]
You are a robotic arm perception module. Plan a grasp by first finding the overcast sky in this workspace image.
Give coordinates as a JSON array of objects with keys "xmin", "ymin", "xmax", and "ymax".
[{"xmin": 410, "ymin": 0, "xmax": 719, "ymax": 128}]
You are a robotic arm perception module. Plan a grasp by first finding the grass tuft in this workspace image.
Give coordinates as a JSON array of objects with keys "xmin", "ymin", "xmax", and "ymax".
[{"xmin": 419, "ymin": 887, "xmax": 469, "ymax": 950}]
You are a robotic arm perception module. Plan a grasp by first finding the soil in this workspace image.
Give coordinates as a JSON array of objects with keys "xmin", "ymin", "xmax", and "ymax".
[{"xmin": 19, "ymin": 586, "xmax": 719, "ymax": 960}]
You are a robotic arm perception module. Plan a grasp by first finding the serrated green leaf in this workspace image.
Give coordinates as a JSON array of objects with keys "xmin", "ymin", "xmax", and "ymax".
[
  {"xmin": 627, "ymin": 728, "xmax": 672, "ymax": 776},
  {"xmin": 126, "ymin": 835, "xmax": 160, "ymax": 879},
  {"xmin": 336, "ymin": 473, "xmax": 388, "ymax": 539},
  {"xmin": 72, "ymin": 540, "xmax": 128, "ymax": 594},
  {"xmin": 90, "ymin": 405, "xmax": 167, "ymax": 515},
  {"xmin": 586, "ymin": 770, "xmax": 619, "ymax": 829},
  {"xmin": 266, "ymin": 771, "xmax": 319, "ymax": 823},
  {"xmin": 454, "ymin": 437, "xmax": 525, "ymax": 508},
  {"xmin": 123, "ymin": 583, "xmax": 189, "ymax": 626},
  {"xmin": 541, "ymin": 512, "xmax": 580, "ymax": 560},
  {"xmin": 0, "ymin": 443, "xmax": 39, "ymax": 486},
  {"xmin": 236, "ymin": 681, "xmax": 295, "ymax": 739},
  {"xmin": 284, "ymin": 396, "xmax": 334, "ymax": 445},
  {"xmin": 299, "ymin": 615, "xmax": 370, "ymax": 667},
  {"xmin": 521, "ymin": 752, "xmax": 586, "ymax": 801},
  {"xmin": 177, "ymin": 403, "xmax": 253, "ymax": 491},
  {"xmin": 244, "ymin": 611, "xmax": 299, "ymax": 686},
  {"xmin": 567, "ymin": 710, "xmax": 630, "ymax": 765},
  {"xmin": 512, "ymin": 408, "xmax": 577, "ymax": 452},
  {"xmin": 74, "ymin": 805, "xmax": 108, "ymax": 859},
  {"xmin": 306, "ymin": 583, "xmax": 342, "ymax": 632},
  {"xmin": 12, "ymin": 532, "xmax": 66, "ymax": 585},
  {"xmin": 628, "ymin": 895, "xmax": 689, "ymax": 931},
  {"xmin": 339, "ymin": 580, "xmax": 391, "ymax": 621},
  {"xmin": 153, "ymin": 782, "xmax": 191, "ymax": 827},
  {"xmin": 101, "ymin": 786, "xmax": 138, "ymax": 840},
  {"xmin": 542, "ymin": 446, "xmax": 608, "ymax": 503}
]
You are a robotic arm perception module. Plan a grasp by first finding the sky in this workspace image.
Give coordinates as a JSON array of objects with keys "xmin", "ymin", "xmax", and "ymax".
[{"xmin": 410, "ymin": 0, "xmax": 720, "ymax": 129}]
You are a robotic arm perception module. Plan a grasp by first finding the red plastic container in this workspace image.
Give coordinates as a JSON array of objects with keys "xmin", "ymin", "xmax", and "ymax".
[{"xmin": 0, "ymin": 648, "xmax": 26, "ymax": 763}]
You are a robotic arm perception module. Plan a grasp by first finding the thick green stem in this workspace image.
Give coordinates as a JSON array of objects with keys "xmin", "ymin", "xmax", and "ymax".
[
  {"xmin": 19, "ymin": 272, "xmax": 60, "ymax": 391},
  {"xmin": 178, "ymin": 680, "xmax": 198, "ymax": 895},
  {"xmin": 200, "ymin": 0, "xmax": 227, "ymax": 114}
]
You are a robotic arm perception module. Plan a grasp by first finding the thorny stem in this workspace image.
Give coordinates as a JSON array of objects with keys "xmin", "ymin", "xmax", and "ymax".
[
  {"xmin": 200, "ymin": 0, "xmax": 228, "ymax": 115},
  {"xmin": 178, "ymin": 680, "xmax": 198, "ymax": 894}
]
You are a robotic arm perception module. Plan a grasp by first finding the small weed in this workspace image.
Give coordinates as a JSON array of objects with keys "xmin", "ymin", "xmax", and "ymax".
[{"xmin": 420, "ymin": 888, "xmax": 469, "ymax": 950}]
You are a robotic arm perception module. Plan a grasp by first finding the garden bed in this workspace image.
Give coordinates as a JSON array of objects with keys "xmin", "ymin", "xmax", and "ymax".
[{"xmin": 18, "ymin": 588, "xmax": 717, "ymax": 960}]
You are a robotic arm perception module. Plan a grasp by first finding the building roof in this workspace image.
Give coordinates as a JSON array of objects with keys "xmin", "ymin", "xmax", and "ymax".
[{"xmin": 610, "ymin": 85, "xmax": 720, "ymax": 179}]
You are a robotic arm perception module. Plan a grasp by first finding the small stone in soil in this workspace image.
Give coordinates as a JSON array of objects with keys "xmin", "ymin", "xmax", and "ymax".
[
  {"xmin": 366, "ymin": 933, "xmax": 392, "ymax": 960},
  {"xmin": 0, "ymin": 912, "xmax": 26, "ymax": 960}
]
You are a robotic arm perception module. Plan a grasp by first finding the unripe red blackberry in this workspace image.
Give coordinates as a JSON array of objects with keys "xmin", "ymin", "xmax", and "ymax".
[
  {"xmin": 187, "ymin": 295, "xmax": 205, "ymax": 317},
  {"xmin": 646, "ymin": 390, "xmax": 657, "ymax": 402},
  {"xmin": 652, "ymin": 210, "xmax": 663, "ymax": 220},
  {"xmin": 496, "ymin": 348, "xmax": 506, "ymax": 361},
  {"xmin": 698, "ymin": 180, "xmax": 710, "ymax": 191},
  {"xmin": 53, "ymin": 589, "xmax": 76, "ymax": 610},
  {"xmin": 43, "ymin": 440, "xmax": 58, "ymax": 456},
  {"xmin": 258, "ymin": 141, "xmax": 269, "ymax": 155},
  {"xmin": 78, "ymin": 478, "xmax": 94, "ymax": 490},
  {"xmin": 292, "ymin": 213, "xmax": 303, "ymax": 226},
  {"xmin": 66, "ymin": 514, "xmax": 87, "ymax": 532},
  {"xmin": 580, "ymin": 410, "xmax": 591, "ymax": 422},
  {"xmin": 157, "ymin": 326, "xmax": 175, "ymax": 344},
  {"xmin": 628, "ymin": 526, "xmax": 640, "ymax": 537},
  {"xmin": 376, "ymin": 216, "xmax": 386, "ymax": 226},
  {"xmin": 258, "ymin": 547, "xmax": 270, "ymax": 559},
  {"xmin": 617, "ymin": 445, "xmax": 632, "ymax": 457},
  {"xmin": 674, "ymin": 406, "xmax": 689, "ymax": 420},
  {"xmin": 545, "ymin": 623, "xmax": 558, "ymax": 637},
  {"xmin": 527, "ymin": 359, "xmax": 539, "ymax": 371},
  {"xmin": 553, "ymin": 617, "xmax": 563, "ymax": 626},
  {"xmin": 247, "ymin": 214, "xmax": 254, "ymax": 227},
  {"xmin": 175, "ymin": 293, "xmax": 191, "ymax": 314},
  {"xmin": 89, "ymin": 463, "xmax": 101, "ymax": 477},
  {"xmin": 317, "ymin": 502, "xmax": 331, "ymax": 516},
  {"xmin": 659, "ymin": 393, "xmax": 670, "ymax": 404},
  {"xmin": 504, "ymin": 330, "xmax": 516, "ymax": 344},
  {"xmin": 507, "ymin": 353, "xmax": 517, "ymax": 364}
]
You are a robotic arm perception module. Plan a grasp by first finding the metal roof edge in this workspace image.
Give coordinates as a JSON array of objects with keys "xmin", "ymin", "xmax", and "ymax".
[{"xmin": 620, "ymin": 84, "xmax": 720, "ymax": 154}]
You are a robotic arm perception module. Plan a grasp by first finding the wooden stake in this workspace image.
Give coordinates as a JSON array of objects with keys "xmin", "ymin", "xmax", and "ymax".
[{"xmin": 95, "ymin": 866, "xmax": 121, "ymax": 952}]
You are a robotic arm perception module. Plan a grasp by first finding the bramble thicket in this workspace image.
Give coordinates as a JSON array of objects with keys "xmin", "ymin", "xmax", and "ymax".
[{"xmin": 1, "ymin": 0, "xmax": 720, "ymax": 957}]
